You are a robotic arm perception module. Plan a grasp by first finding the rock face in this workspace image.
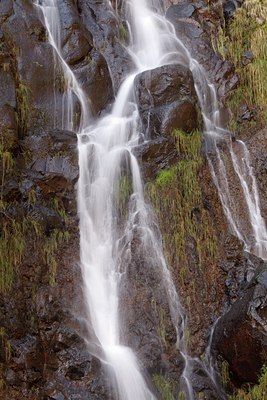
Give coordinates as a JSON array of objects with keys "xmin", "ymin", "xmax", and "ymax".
[
  {"xmin": 0, "ymin": 0, "xmax": 266, "ymax": 399},
  {"xmin": 77, "ymin": 0, "xmax": 134, "ymax": 93},
  {"xmin": 0, "ymin": 0, "xmax": 114, "ymax": 137},
  {"xmin": 212, "ymin": 264, "xmax": 267, "ymax": 386},
  {"xmin": 0, "ymin": 1, "xmax": 116, "ymax": 397},
  {"xmin": 166, "ymin": 1, "xmax": 238, "ymax": 99},
  {"xmin": 133, "ymin": 136, "xmax": 178, "ymax": 180},
  {"xmin": 134, "ymin": 64, "xmax": 201, "ymax": 138}
]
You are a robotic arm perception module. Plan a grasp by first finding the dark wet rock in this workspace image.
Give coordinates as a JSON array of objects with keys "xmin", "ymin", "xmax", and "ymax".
[
  {"xmin": 189, "ymin": 360, "xmax": 227, "ymax": 400},
  {"xmin": 0, "ymin": 104, "xmax": 17, "ymax": 134},
  {"xmin": 1, "ymin": 0, "xmax": 64, "ymax": 134},
  {"xmin": 1, "ymin": 176, "xmax": 21, "ymax": 202},
  {"xmin": 0, "ymin": 0, "xmax": 113, "ymax": 137},
  {"xmin": 223, "ymin": 1, "xmax": 238, "ymax": 19},
  {"xmin": 77, "ymin": 0, "xmax": 134, "ymax": 92},
  {"xmin": 223, "ymin": 0, "xmax": 244, "ymax": 21},
  {"xmin": 62, "ymin": 29, "xmax": 91, "ymax": 66},
  {"xmin": 47, "ymin": 393, "xmax": 65, "ymax": 400},
  {"xmin": 133, "ymin": 137, "xmax": 178, "ymax": 180},
  {"xmin": 242, "ymin": 50, "xmax": 254, "ymax": 66},
  {"xmin": 51, "ymin": 325, "xmax": 84, "ymax": 353},
  {"xmin": 120, "ymin": 237, "xmax": 181, "ymax": 372},
  {"xmin": 171, "ymin": 3, "xmax": 196, "ymax": 18},
  {"xmin": 246, "ymin": 128, "xmax": 267, "ymax": 222},
  {"xmin": 0, "ymin": 68, "xmax": 16, "ymax": 109},
  {"xmin": 166, "ymin": 4, "xmax": 238, "ymax": 99},
  {"xmin": 1, "ymin": 0, "xmax": 265, "ymax": 398},
  {"xmin": 134, "ymin": 64, "xmax": 201, "ymax": 138},
  {"xmin": 74, "ymin": 48, "xmax": 114, "ymax": 116},
  {"xmin": 53, "ymin": 0, "xmax": 114, "ymax": 115},
  {"xmin": 0, "ymin": 25, "xmax": 18, "ymax": 148},
  {"xmin": 9, "ymin": 335, "xmax": 44, "ymax": 384},
  {"xmin": 237, "ymin": 104, "xmax": 256, "ymax": 123},
  {"xmin": 217, "ymin": 238, "xmax": 265, "ymax": 304},
  {"xmin": 0, "ymin": 0, "xmax": 13, "ymax": 18},
  {"xmin": 65, "ymin": 361, "xmax": 90, "ymax": 380},
  {"xmin": 31, "ymin": 205, "xmax": 64, "ymax": 234},
  {"xmin": 57, "ymin": 0, "xmax": 93, "ymax": 63},
  {"xmin": 21, "ymin": 129, "xmax": 78, "ymax": 194},
  {"xmin": 212, "ymin": 264, "xmax": 267, "ymax": 386}
]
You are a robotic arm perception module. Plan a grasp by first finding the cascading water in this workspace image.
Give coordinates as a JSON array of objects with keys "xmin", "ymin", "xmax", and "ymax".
[
  {"xmin": 36, "ymin": 0, "xmax": 192, "ymax": 398},
  {"xmin": 36, "ymin": 0, "xmax": 266, "ymax": 399},
  {"xmin": 203, "ymin": 104, "xmax": 267, "ymax": 259},
  {"xmin": 36, "ymin": 0, "xmax": 90, "ymax": 132}
]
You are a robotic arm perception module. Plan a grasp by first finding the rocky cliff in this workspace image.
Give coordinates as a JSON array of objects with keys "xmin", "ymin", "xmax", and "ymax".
[{"xmin": 0, "ymin": 1, "xmax": 266, "ymax": 399}]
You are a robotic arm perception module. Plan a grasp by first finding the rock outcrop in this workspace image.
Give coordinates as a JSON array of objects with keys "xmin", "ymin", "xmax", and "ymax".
[
  {"xmin": 212, "ymin": 264, "xmax": 267, "ymax": 386},
  {"xmin": 166, "ymin": 1, "xmax": 238, "ymax": 99},
  {"xmin": 134, "ymin": 64, "xmax": 201, "ymax": 139},
  {"xmin": 0, "ymin": 0, "xmax": 266, "ymax": 399}
]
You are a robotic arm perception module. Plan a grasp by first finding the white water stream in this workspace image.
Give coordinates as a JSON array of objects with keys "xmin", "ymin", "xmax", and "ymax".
[{"xmin": 36, "ymin": 0, "xmax": 267, "ymax": 399}]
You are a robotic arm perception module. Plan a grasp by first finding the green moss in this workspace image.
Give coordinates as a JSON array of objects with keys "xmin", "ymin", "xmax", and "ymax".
[
  {"xmin": 153, "ymin": 374, "xmax": 175, "ymax": 400},
  {"xmin": 155, "ymin": 167, "xmax": 177, "ymax": 187},
  {"xmin": 172, "ymin": 128, "xmax": 202, "ymax": 159},
  {"xmin": 50, "ymin": 196, "xmax": 69, "ymax": 223},
  {"xmin": 16, "ymin": 81, "xmax": 29, "ymax": 137},
  {"xmin": 178, "ymin": 392, "xmax": 186, "ymax": 400},
  {"xmin": 0, "ymin": 379, "xmax": 5, "ymax": 390},
  {"xmin": 146, "ymin": 129, "xmax": 217, "ymax": 286},
  {"xmin": 158, "ymin": 308, "xmax": 167, "ymax": 347},
  {"xmin": 0, "ymin": 328, "xmax": 11, "ymax": 363},
  {"xmin": 0, "ymin": 220, "xmax": 25, "ymax": 293},
  {"xmin": 230, "ymin": 365, "xmax": 267, "ymax": 399},
  {"xmin": 43, "ymin": 229, "xmax": 70, "ymax": 286},
  {"xmin": 221, "ymin": 360, "xmax": 230, "ymax": 388},
  {"xmin": 118, "ymin": 23, "xmax": 128, "ymax": 43},
  {"xmin": 0, "ymin": 139, "xmax": 14, "ymax": 209},
  {"xmin": 1, "ymin": 204, "xmax": 70, "ymax": 291},
  {"xmin": 115, "ymin": 175, "xmax": 132, "ymax": 219},
  {"xmin": 0, "ymin": 328, "xmax": 11, "ymax": 392},
  {"xmin": 27, "ymin": 188, "xmax": 37, "ymax": 205}
]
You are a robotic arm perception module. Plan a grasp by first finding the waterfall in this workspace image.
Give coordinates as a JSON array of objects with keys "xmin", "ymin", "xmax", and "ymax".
[
  {"xmin": 36, "ymin": 0, "xmax": 266, "ymax": 399},
  {"xmin": 36, "ymin": 0, "xmax": 192, "ymax": 398},
  {"xmin": 198, "ymin": 77, "xmax": 267, "ymax": 259}
]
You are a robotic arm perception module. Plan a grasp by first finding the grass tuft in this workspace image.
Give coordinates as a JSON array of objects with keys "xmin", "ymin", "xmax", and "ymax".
[
  {"xmin": 230, "ymin": 364, "xmax": 267, "ymax": 399},
  {"xmin": 146, "ymin": 129, "xmax": 217, "ymax": 286},
  {"xmin": 215, "ymin": 0, "xmax": 267, "ymax": 131},
  {"xmin": 153, "ymin": 374, "xmax": 175, "ymax": 400}
]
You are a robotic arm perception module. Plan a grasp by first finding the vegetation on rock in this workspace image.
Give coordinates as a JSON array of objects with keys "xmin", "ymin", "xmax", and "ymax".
[
  {"xmin": 146, "ymin": 129, "xmax": 220, "ymax": 357},
  {"xmin": 230, "ymin": 365, "xmax": 267, "ymax": 399},
  {"xmin": 152, "ymin": 374, "xmax": 175, "ymax": 400},
  {"xmin": 147, "ymin": 129, "xmax": 217, "ymax": 281},
  {"xmin": 215, "ymin": 0, "xmax": 267, "ymax": 132}
]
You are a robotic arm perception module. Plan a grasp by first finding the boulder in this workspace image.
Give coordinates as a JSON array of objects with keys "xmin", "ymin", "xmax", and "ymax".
[
  {"xmin": 212, "ymin": 264, "xmax": 267, "ymax": 386},
  {"xmin": 134, "ymin": 64, "xmax": 201, "ymax": 138},
  {"xmin": 77, "ymin": 0, "xmax": 134, "ymax": 93},
  {"xmin": 56, "ymin": 0, "xmax": 114, "ymax": 115},
  {"xmin": 133, "ymin": 137, "xmax": 178, "ymax": 180},
  {"xmin": 21, "ymin": 129, "xmax": 78, "ymax": 194}
]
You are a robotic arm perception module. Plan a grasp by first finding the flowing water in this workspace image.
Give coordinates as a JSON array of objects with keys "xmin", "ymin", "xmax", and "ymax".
[{"xmin": 36, "ymin": 0, "xmax": 267, "ymax": 399}]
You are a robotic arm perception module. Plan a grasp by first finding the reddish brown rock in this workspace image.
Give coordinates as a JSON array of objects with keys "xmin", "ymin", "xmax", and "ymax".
[{"xmin": 134, "ymin": 64, "xmax": 201, "ymax": 138}]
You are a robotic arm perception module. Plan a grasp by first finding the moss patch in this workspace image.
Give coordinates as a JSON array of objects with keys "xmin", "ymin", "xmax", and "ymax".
[
  {"xmin": 153, "ymin": 374, "xmax": 175, "ymax": 400},
  {"xmin": 147, "ymin": 129, "xmax": 217, "ymax": 280}
]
